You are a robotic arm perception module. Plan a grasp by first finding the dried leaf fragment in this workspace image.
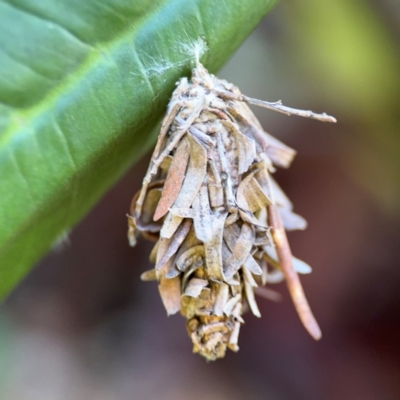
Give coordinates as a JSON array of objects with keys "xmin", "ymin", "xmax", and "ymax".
[
  {"xmin": 154, "ymin": 137, "xmax": 190, "ymax": 221},
  {"xmin": 224, "ymin": 223, "xmax": 254, "ymax": 279},
  {"xmin": 158, "ymin": 276, "xmax": 181, "ymax": 316},
  {"xmin": 203, "ymin": 212, "xmax": 228, "ymax": 281},
  {"xmin": 237, "ymin": 174, "xmax": 272, "ymax": 213},
  {"xmin": 184, "ymin": 278, "xmax": 209, "ymax": 298},
  {"xmin": 160, "ymin": 134, "xmax": 207, "ymax": 239}
]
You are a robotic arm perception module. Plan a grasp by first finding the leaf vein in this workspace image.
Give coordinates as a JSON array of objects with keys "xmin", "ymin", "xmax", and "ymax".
[
  {"xmin": 52, "ymin": 118, "xmax": 79, "ymax": 226},
  {"xmin": 53, "ymin": 118, "xmax": 78, "ymax": 172},
  {"xmin": 9, "ymin": 148, "xmax": 37, "ymax": 209}
]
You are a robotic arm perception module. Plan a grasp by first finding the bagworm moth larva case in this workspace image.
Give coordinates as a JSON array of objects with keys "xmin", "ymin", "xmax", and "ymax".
[{"xmin": 128, "ymin": 61, "xmax": 336, "ymax": 361}]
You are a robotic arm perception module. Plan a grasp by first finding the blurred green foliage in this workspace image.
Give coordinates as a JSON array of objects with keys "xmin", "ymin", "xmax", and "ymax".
[
  {"xmin": 0, "ymin": 0, "xmax": 278, "ymax": 298},
  {"xmin": 284, "ymin": 0, "xmax": 400, "ymax": 213}
]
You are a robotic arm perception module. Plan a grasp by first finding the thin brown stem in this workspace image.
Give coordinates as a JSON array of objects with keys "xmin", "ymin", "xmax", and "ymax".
[
  {"xmin": 268, "ymin": 204, "xmax": 322, "ymax": 340},
  {"xmin": 244, "ymin": 96, "xmax": 337, "ymax": 123}
]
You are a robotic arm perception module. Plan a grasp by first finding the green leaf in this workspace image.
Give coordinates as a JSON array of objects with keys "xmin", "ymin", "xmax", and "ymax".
[{"xmin": 0, "ymin": 0, "xmax": 278, "ymax": 298}]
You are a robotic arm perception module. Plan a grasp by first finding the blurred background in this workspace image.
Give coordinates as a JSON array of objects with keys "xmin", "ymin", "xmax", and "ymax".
[{"xmin": 1, "ymin": 0, "xmax": 400, "ymax": 398}]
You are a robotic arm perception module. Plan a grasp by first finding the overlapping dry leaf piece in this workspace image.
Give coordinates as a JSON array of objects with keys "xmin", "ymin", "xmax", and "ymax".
[{"xmin": 128, "ymin": 61, "xmax": 336, "ymax": 361}]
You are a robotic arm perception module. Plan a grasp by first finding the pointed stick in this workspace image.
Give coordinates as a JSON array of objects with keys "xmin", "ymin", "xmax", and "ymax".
[
  {"xmin": 243, "ymin": 97, "xmax": 336, "ymax": 123},
  {"xmin": 268, "ymin": 204, "xmax": 322, "ymax": 340},
  {"xmin": 215, "ymin": 90, "xmax": 336, "ymax": 123}
]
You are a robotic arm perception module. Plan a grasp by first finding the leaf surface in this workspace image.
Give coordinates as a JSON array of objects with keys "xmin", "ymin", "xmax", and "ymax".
[{"xmin": 0, "ymin": 0, "xmax": 278, "ymax": 298}]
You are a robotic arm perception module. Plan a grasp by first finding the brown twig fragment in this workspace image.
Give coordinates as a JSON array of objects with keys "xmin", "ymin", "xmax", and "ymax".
[
  {"xmin": 268, "ymin": 204, "xmax": 322, "ymax": 340},
  {"xmin": 243, "ymin": 96, "xmax": 337, "ymax": 123}
]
